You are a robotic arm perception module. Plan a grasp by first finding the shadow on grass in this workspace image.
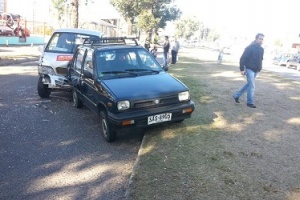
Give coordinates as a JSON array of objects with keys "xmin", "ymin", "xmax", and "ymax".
[{"xmin": 127, "ymin": 48, "xmax": 300, "ymax": 200}]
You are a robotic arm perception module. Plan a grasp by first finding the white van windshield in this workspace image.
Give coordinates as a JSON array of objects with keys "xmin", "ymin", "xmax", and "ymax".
[{"xmin": 45, "ymin": 32, "xmax": 99, "ymax": 53}]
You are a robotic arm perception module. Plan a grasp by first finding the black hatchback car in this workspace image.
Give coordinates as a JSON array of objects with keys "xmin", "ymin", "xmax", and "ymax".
[{"xmin": 68, "ymin": 37, "xmax": 195, "ymax": 142}]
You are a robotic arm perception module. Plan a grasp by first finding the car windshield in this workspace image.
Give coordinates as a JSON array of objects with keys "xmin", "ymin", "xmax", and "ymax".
[
  {"xmin": 45, "ymin": 32, "xmax": 100, "ymax": 53},
  {"xmin": 95, "ymin": 48, "xmax": 163, "ymax": 77}
]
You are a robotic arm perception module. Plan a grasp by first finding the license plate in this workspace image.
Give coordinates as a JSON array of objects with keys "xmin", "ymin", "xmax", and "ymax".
[{"xmin": 148, "ymin": 113, "xmax": 172, "ymax": 125}]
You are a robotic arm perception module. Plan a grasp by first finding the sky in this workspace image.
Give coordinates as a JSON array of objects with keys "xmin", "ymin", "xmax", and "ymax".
[
  {"xmin": 175, "ymin": 0, "xmax": 300, "ymax": 41},
  {"xmin": 5, "ymin": 0, "xmax": 300, "ymax": 42},
  {"xmin": 6, "ymin": 0, "xmax": 119, "ymax": 21}
]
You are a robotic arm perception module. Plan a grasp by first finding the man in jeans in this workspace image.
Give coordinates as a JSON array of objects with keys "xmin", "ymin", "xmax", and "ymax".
[
  {"xmin": 233, "ymin": 33, "xmax": 264, "ymax": 108},
  {"xmin": 162, "ymin": 36, "xmax": 170, "ymax": 69}
]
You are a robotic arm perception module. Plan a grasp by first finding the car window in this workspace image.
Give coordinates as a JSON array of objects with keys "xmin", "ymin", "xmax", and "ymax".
[
  {"xmin": 74, "ymin": 48, "xmax": 86, "ymax": 72},
  {"xmin": 45, "ymin": 32, "xmax": 99, "ymax": 53},
  {"xmin": 95, "ymin": 48, "xmax": 162, "ymax": 76},
  {"xmin": 84, "ymin": 50, "xmax": 94, "ymax": 74},
  {"xmin": 137, "ymin": 49, "xmax": 160, "ymax": 69}
]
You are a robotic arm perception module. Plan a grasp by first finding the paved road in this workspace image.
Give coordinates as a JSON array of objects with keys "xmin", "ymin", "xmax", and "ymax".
[
  {"xmin": 0, "ymin": 61, "xmax": 143, "ymax": 200},
  {"xmin": 263, "ymin": 61, "xmax": 300, "ymax": 82}
]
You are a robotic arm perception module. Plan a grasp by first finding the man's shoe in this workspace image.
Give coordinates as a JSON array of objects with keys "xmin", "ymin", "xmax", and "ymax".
[
  {"xmin": 233, "ymin": 96, "xmax": 240, "ymax": 103},
  {"xmin": 247, "ymin": 104, "xmax": 256, "ymax": 108}
]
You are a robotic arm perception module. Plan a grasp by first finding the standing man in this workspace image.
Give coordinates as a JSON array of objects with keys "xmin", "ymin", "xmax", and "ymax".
[
  {"xmin": 233, "ymin": 33, "xmax": 264, "ymax": 108},
  {"xmin": 171, "ymin": 38, "xmax": 180, "ymax": 64},
  {"xmin": 163, "ymin": 36, "xmax": 170, "ymax": 69},
  {"xmin": 144, "ymin": 38, "xmax": 150, "ymax": 51}
]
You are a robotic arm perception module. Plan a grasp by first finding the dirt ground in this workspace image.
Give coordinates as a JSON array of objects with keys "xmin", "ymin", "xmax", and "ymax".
[
  {"xmin": 127, "ymin": 47, "xmax": 300, "ymax": 200},
  {"xmin": 182, "ymin": 48, "xmax": 300, "ymax": 199}
]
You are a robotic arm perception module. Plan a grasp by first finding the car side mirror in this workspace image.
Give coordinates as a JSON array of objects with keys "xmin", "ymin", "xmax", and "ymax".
[{"xmin": 83, "ymin": 70, "xmax": 93, "ymax": 79}]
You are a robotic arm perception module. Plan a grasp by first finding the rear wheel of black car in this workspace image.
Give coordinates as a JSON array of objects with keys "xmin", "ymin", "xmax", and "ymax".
[
  {"xmin": 72, "ymin": 89, "xmax": 83, "ymax": 108},
  {"xmin": 100, "ymin": 111, "xmax": 116, "ymax": 142},
  {"xmin": 37, "ymin": 76, "xmax": 51, "ymax": 98}
]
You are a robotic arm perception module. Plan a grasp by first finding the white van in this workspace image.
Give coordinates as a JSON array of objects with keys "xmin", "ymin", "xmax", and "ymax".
[{"xmin": 37, "ymin": 28, "xmax": 104, "ymax": 98}]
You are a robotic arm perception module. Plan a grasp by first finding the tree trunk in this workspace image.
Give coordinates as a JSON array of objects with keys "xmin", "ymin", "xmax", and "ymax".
[{"xmin": 72, "ymin": 0, "xmax": 79, "ymax": 28}]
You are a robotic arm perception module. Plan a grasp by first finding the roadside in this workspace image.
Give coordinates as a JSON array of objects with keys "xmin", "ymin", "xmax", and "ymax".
[
  {"xmin": 126, "ymin": 48, "xmax": 300, "ymax": 200},
  {"xmin": 0, "ymin": 45, "xmax": 40, "ymax": 66}
]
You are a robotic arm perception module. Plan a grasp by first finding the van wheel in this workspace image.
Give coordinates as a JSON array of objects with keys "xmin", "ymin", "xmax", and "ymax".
[
  {"xmin": 72, "ymin": 89, "xmax": 83, "ymax": 108},
  {"xmin": 37, "ymin": 76, "xmax": 51, "ymax": 98},
  {"xmin": 100, "ymin": 111, "xmax": 116, "ymax": 142}
]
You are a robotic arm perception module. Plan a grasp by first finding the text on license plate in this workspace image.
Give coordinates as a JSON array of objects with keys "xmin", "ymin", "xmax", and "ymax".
[{"xmin": 148, "ymin": 113, "xmax": 172, "ymax": 125}]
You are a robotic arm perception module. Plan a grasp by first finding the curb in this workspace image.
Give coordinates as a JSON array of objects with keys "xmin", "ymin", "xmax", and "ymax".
[{"xmin": 124, "ymin": 133, "xmax": 148, "ymax": 200}]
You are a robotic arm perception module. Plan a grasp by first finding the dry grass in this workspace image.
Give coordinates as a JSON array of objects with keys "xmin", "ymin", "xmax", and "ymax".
[{"xmin": 126, "ymin": 48, "xmax": 300, "ymax": 200}]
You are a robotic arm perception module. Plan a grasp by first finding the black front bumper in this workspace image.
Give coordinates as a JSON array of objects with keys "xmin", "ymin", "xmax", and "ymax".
[{"xmin": 107, "ymin": 101, "xmax": 195, "ymax": 131}]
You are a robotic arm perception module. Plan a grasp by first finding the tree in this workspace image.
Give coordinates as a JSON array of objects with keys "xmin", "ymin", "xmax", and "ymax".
[
  {"xmin": 51, "ymin": 0, "xmax": 65, "ymax": 26},
  {"xmin": 174, "ymin": 16, "xmax": 200, "ymax": 40},
  {"xmin": 110, "ymin": 0, "xmax": 181, "ymax": 37},
  {"xmin": 51, "ymin": 0, "xmax": 93, "ymax": 28}
]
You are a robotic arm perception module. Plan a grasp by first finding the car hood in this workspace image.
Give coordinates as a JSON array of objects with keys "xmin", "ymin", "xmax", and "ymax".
[{"xmin": 101, "ymin": 73, "xmax": 188, "ymax": 99}]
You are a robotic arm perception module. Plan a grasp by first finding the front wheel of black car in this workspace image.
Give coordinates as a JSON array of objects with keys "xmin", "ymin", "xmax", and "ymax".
[
  {"xmin": 37, "ymin": 76, "xmax": 51, "ymax": 98},
  {"xmin": 72, "ymin": 89, "xmax": 83, "ymax": 108},
  {"xmin": 100, "ymin": 111, "xmax": 116, "ymax": 142}
]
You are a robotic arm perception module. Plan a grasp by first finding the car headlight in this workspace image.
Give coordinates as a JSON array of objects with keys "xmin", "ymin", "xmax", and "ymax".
[
  {"xmin": 117, "ymin": 100, "xmax": 130, "ymax": 111},
  {"xmin": 38, "ymin": 65, "xmax": 56, "ymax": 75},
  {"xmin": 178, "ymin": 91, "xmax": 190, "ymax": 101}
]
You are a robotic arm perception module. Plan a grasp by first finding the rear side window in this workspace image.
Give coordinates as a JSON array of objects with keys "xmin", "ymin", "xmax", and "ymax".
[{"xmin": 45, "ymin": 32, "xmax": 99, "ymax": 53}]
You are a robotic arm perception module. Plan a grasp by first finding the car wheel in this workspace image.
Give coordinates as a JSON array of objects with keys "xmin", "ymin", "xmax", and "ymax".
[
  {"xmin": 72, "ymin": 89, "xmax": 83, "ymax": 108},
  {"xmin": 37, "ymin": 76, "xmax": 51, "ymax": 98},
  {"xmin": 100, "ymin": 111, "xmax": 116, "ymax": 142}
]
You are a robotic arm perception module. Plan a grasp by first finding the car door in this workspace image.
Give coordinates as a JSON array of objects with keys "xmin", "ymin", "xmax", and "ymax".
[{"xmin": 80, "ymin": 49, "xmax": 98, "ymax": 112}]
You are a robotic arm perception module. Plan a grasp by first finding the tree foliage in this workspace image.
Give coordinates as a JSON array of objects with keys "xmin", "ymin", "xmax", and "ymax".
[
  {"xmin": 51, "ymin": 0, "xmax": 92, "ymax": 28},
  {"xmin": 51, "ymin": 0, "xmax": 65, "ymax": 23},
  {"xmin": 109, "ymin": 0, "xmax": 181, "ymax": 33},
  {"xmin": 174, "ymin": 16, "xmax": 200, "ymax": 40}
]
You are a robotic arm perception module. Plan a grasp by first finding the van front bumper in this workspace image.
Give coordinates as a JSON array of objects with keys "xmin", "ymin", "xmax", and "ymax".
[{"xmin": 39, "ymin": 74, "xmax": 72, "ymax": 89}]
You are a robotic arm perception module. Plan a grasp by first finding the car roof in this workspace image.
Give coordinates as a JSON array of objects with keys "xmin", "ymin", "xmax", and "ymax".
[{"xmin": 53, "ymin": 28, "xmax": 104, "ymax": 36}]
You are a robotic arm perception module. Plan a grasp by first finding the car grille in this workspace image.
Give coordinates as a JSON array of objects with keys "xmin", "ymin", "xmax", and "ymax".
[
  {"xmin": 133, "ymin": 96, "xmax": 179, "ymax": 109},
  {"xmin": 56, "ymin": 67, "xmax": 68, "ymax": 75}
]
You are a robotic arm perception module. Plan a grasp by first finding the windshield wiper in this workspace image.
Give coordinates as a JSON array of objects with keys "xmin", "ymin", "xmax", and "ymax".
[
  {"xmin": 125, "ymin": 69, "xmax": 160, "ymax": 73},
  {"xmin": 100, "ymin": 71, "xmax": 137, "ymax": 76}
]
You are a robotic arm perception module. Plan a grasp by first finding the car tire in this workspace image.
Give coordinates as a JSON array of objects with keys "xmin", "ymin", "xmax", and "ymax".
[
  {"xmin": 100, "ymin": 111, "xmax": 116, "ymax": 142},
  {"xmin": 37, "ymin": 76, "xmax": 51, "ymax": 98},
  {"xmin": 72, "ymin": 89, "xmax": 83, "ymax": 108}
]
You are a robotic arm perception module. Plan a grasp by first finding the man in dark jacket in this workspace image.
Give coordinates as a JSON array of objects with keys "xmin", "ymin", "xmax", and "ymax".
[{"xmin": 233, "ymin": 33, "xmax": 264, "ymax": 108}]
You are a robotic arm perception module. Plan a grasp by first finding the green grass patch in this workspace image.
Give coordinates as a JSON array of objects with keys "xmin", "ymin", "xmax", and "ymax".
[
  {"xmin": 127, "ymin": 56, "xmax": 236, "ymax": 200},
  {"xmin": 126, "ymin": 51, "xmax": 283, "ymax": 200}
]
